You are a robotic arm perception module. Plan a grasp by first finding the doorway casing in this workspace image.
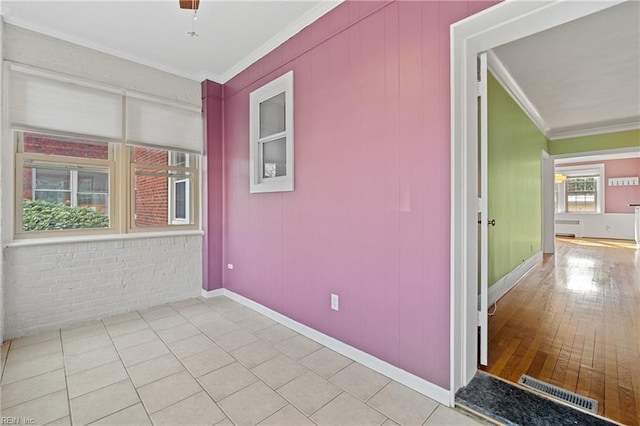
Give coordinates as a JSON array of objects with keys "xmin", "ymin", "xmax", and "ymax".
[{"xmin": 449, "ymin": 0, "xmax": 626, "ymax": 403}]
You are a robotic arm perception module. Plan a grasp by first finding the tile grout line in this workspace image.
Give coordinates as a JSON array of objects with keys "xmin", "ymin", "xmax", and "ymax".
[
  {"xmin": 0, "ymin": 369, "xmax": 68, "ymax": 410},
  {"xmin": 171, "ymin": 298, "xmax": 263, "ymax": 423},
  {"xmin": 177, "ymin": 298, "xmax": 320, "ymax": 424},
  {"xmin": 0, "ymin": 339, "xmax": 13, "ymax": 383},
  {"xmin": 60, "ymin": 328, "xmax": 74, "ymax": 426},
  {"xmin": 100, "ymin": 317, "xmax": 154, "ymax": 425},
  {"xmin": 136, "ymin": 303, "xmax": 226, "ymax": 421},
  {"xmin": 202, "ymin": 297, "xmax": 397, "ymax": 425}
]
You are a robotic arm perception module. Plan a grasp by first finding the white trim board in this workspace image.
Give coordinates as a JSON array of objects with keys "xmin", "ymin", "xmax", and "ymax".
[
  {"xmin": 450, "ymin": 0, "xmax": 626, "ymax": 398},
  {"xmin": 478, "ymin": 252, "xmax": 542, "ymax": 308},
  {"xmin": 215, "ymin": 1, "xmax": 343, "ymax": 83},
  {"xmin": 487, "ymin": 50, "xmax": 549, "ymax": 137},
  {"xmin": 201, "ymin": 288, "xmax": 224, "ymax": 299},
  {"xmin": 201, "ymin": 288, "xmax": 451, "ymax": 406}
]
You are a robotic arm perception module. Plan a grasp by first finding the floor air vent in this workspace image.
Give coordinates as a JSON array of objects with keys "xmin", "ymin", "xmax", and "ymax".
[{"xmin": 518, "ymin": 375, "xmax": 598, "ymax": 414}]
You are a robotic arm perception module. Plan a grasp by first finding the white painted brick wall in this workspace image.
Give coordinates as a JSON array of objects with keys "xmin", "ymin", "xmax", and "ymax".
[
  {"xmin": 1, "ymin": 25, "xmax": 205, "ymax": 340},
  {"xmin": 4, "ymin": 235, "xmax": 202, "ymax": 339},
  {"xmin": 0, "ymin": 20, "xmax": 5, "ymax": 342}
]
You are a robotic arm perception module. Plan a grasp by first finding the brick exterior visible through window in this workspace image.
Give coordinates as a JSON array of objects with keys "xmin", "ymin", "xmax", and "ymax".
[{"xmin": 133, "ymin": 147, "xmax": 170, "ymax": 226}]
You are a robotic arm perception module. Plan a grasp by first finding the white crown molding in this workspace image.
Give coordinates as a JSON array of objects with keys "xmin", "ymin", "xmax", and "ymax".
[
  {"xmin": 487, "ymin": 50, "xmax": 550, "ymax": 137},
  {"xmin": 554, "ymin": 146, "xmax": 640, "ymax": 163},
  {"xmin": 3, "ymin": 1, "xmax": 343, "ymax": 85},
  {"xmin": 2, "ymin": 16, "xmax": 203, "ymax": 82},
  {"xmin": 216, "ymin": 0, "xmax": 343, "ymax": 84},
  {"xmin": 548, "ymin": 120, "xmax": 640, "ymax": 141}
]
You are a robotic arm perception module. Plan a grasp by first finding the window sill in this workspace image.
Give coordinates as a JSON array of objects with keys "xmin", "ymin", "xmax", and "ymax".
[{"xmin": 5, "ymin": 229, "xmax": 204, "ymax": 248}]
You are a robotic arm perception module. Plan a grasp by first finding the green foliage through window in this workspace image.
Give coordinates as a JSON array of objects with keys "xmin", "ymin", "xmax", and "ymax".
[{"xmin": 23, "ymin": 199, "xmax": 109, "ymax": 231}]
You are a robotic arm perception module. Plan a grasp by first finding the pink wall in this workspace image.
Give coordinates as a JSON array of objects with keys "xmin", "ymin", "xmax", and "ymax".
[
  {"xmin": 560, "ymin": 157, "xmax": 640, "ymax": 213},
  {"xmin": 217, "ymin": 0, "xmax": 496, "ymax": 389},
  {"xmin": 202, "ymin": 80, "xmax": 224, "ymax": 291}
]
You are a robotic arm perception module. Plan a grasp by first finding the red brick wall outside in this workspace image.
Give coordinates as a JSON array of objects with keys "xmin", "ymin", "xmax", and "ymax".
[
  {"xmin": 133, "ymin": 147, "xmax": 169, "ymax": 226},
  {"xmin": 22, "ymin": 133, "xmax": 109, "ymax": 200},
  {"xmin": 21, "ymin": 133, "xmax": 170, "ymax": 227}
]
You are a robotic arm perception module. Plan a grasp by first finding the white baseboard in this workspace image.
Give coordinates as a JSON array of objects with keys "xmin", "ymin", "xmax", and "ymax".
[
  {"xmin": 486, "ymin": 251, "xmax": 542, "ymax": 306},
  {"xmin": 207, "ymin": 288, "xmax": 452, "ymax": 406},
  {"xmin": 202, "ymin": 288, "xmax": 224, "ymax": 298}
]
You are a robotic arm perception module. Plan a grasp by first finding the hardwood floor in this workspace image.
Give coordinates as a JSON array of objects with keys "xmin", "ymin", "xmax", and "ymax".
[{"xmin": 480, "ymin": 237, "xmax": 640, "ymax": 426}]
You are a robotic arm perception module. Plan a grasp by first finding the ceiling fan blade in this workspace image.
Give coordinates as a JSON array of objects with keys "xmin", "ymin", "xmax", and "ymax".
[{"xmin": 179, "ymin": 0, "xmax": 200, "ymax": 10}]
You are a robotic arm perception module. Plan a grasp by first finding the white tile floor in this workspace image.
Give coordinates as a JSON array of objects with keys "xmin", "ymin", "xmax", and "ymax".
[{"xmin": 1, "ymin": 296, "xmax": 484, "ymax": 426}]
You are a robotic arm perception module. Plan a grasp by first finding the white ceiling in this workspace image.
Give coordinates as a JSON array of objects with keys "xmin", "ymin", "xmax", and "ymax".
[
  {"xmin": 491, "ymin": 1, "xmax": 640, "ymax": 140},
  {"xmin": 2, "ymin": 1, "xmax": 639, "ymax": 140},
  {"xmin": 0, "ymin": 0, "xmax": 341, "ymax": 83}
]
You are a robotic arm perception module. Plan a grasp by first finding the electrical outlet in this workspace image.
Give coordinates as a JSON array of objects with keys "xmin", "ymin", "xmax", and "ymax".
[
  {"xmin": 331, "ymin": 293, "xmax": 339, "ymax": 311},
  {"xmin": 227, "ymin": 263, "xmax": 234, "ymax": 270}
]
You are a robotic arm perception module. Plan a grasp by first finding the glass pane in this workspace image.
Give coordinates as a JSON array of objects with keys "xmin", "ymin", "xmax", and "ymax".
[
  {"xmin": 259, "ymin": 92, "xmax": 286, "ymax": 138},
  {"xmin": 262, "ymin": 138, "xmax": 286, "ymax": 178},
  {"xmin": 78, "ymin": 171, "xmax": 109, "ymax": 193},
  {"xmin": 77, "ymin": 193, "xmax": 108, "ymax": 214},
  {"xmin": 35, "ymin": 168, "xmax": 71, "ymax": 191},
  {"xmin": 135, "ymin": 168, "xmax": 193, "ymax": 226},
  {"xmin": 175, "ymin": 181, "xmax": 186, "ymax": 219},
  {"xmin": 34, "ymin": 190, "xmax": 71, "ymax": 205},
  {"xmin": 173, "ymin": 152, "xmax": 188, "ymax": 167},
  {"xmin": 133, "ymin": 146, "xmax": 192, "ymax": 168},
  {"xmin": 133, "ymin": 146, "xmax": 170, "ymax": 166},
  {"xmin": 23, "ymin": 132, "xmax": 109, "ymax": 160},
  {"xmin": 566, "ymin": 176, "xmax": 597, "ymax": 212}
]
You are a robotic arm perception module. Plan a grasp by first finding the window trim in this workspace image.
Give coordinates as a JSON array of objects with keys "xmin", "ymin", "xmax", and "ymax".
[
  {"xmin": 4, "ymin": 62, "xmax": 204, "ymax": 242},
  {"xmin": 14, "ymin": 133, "xmax": 117, "ymax": 239},
  {"xmin": 12, "ymin": 131, "xmax": 201, "ymax": 240},
  {"xmin": 555, "ymin": 164, "xmax": 605, "ymax": 214},
  {"xmin": 168, "ymin": 151, "xmax": 190, "ymax": 225},
  {"xmin": 249, "ymin": 70, "xmax": 294, "ymax": 193}
]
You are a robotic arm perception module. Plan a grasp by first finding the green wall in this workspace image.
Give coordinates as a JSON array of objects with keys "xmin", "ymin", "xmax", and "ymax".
[
  {"xmin": 548, "ymin": 129, "xmax": 640, "ymax": 155},
  {"xmin": 487, "ymin": 73, "xmax": 549, "ymax": 286}
]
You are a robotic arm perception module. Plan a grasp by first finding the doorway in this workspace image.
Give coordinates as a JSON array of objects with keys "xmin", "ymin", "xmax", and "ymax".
[
  {"xmin": 451, "ymin": 2, "xmax": 639, "ymax": 424},
  {"xmin": 450, "ymin": 0, "xmax": 630, "ymax": 405}
]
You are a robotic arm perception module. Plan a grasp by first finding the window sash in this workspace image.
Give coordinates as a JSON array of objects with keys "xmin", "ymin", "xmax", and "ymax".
[
  {"xmin": 249, "ymin": 71, "xmax": 294, "ymax": 193},
  {"xmin": 16, "ymin": 153, "xmax": 115, "ymax": 237},
  {"xmin": 14, "ymin": 132, "xmax": 201, "ymax": 239}
]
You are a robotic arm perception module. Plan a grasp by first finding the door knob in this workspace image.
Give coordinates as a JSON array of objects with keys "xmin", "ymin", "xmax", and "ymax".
[{"xmin": 488, "ymin": 219, "xmax": 496, "ymax": 226}]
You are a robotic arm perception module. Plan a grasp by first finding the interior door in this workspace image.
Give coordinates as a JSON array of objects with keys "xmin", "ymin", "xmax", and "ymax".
[{"xmin": 478, "ymin": 52, "xmax": 489, "ymax": 366}]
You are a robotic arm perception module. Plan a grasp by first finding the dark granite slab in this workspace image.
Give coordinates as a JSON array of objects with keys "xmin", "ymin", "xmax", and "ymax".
[{"xmin": 455, "ymin": 373, "xmax": 615, "ymax": 426}]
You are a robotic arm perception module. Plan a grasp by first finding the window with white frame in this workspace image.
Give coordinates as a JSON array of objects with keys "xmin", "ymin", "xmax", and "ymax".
[
  {"xmin": 554, "ymin": 164, "xmax": 605, "ymax": 214},
  {"xmin": 7, "ymin": 62, "xmax": 202, "ymax": 239},
  {"xmin": 249, "ymin": 71, "xmax": 294, "ymax": 193},
  {"xmin": 169, "ymin": 152, "xmax": 190, "ymax": 224}
]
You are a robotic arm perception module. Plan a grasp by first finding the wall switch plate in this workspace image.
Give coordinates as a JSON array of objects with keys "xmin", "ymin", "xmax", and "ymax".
[
  {"xmin": 331, "ymin": 293, "xmax": 339, "ymax": 311},
  {"xmin": 227, "ymin": 263, "xmax": 234, "ymax": 270}
]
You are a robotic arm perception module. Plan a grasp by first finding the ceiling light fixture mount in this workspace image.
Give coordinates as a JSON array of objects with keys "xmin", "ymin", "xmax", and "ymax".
[{"xmin": 180, "ymin": 0, "xmax": 200, "ymax": 37}]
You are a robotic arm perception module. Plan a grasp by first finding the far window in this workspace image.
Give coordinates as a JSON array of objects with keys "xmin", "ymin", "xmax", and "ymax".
[
  {"xmin": 249, "ymin": 71, "xmax": 294, "ymax": 193},
  {"xmin": 554, "ymin": 164, "xmax": 604, "ymax": 214},
  {"xmin": 565, "ymin": 176, "xmax": 597, "ymax": 213}
]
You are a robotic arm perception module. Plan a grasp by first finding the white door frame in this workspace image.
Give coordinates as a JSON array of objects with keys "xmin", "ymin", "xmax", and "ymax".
[
  {"xmin": 542, "ymin": 151, "xmax": 555, "ymax": 254},
  {"xmin": 449, "ymin": 0, "xmax": 625, "ymax": 401}
]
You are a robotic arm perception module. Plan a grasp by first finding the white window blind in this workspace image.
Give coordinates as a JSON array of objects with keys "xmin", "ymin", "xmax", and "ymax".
[
  {"xmin": 8, "ymin": 65, "xmax": 123, "ymax": 140},
  {"xmin": 125, "ymin": 96, "xmax": 203, "ymax": 153}
]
